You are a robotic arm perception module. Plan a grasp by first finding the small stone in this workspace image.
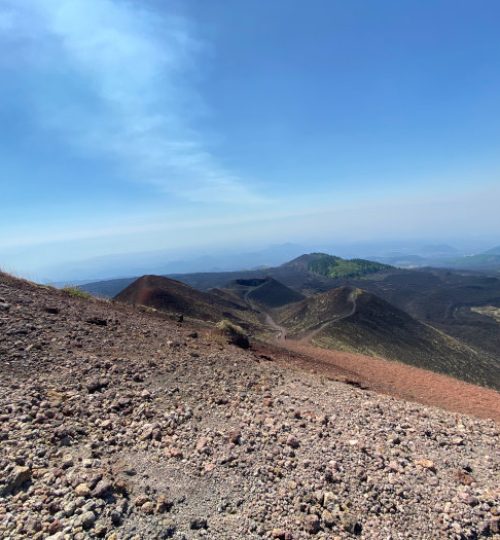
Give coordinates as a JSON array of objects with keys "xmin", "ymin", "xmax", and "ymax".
[
  {"xmin": 228, "ymin": 429, "xmax": 241, "ymax": 445},
  {"xmin": 2, "ymin": 466, "xmax": 31, "ymax": 495},
  {"xmin": 482, "ymin": 518, "xmax": 500, "ymax": 535},
  {"xmin": 45, "ymin": 533, "xmax": 64, "ymax": 540},
  {"xmin": 134, "ymin": 495, "xmax": 150, "ymax": 507},
  {"xmin": 141, "ymin": 501, "xmax": 155, "ymax": 514},
  {"xmin": 110, "ymin": 510, "xmax": 122, "ymax": 526},
  {"xmin": 164, "ymin": 446, "xmax": 183, "ymax": 459},
  {"xmin": 92, "ymin": 478, "xmax": 112, "ymax": 498},
  {"xmin": 101, "ymin": 419, "xmax": 113, "ymax": 429},
  {"xmin": 156, "ymin": 495, "xmax": 173, "ymax": 513},
  {"xmin": 86, "ymin": 317, "xmax": 107, "ymax": 326},
  {"xmin": 286, "ymin": 435, "xmax": 300, "ymax": 449},
  {"xmin": 272, "ymin": 529, "xmax": 293, "ymax": 539},
  {"xmin": 161, "ymin": 519, "xmax": 177, "ymax": 537},
  {"xmin": 322, "ymin": 509, "xmax": 336, "ymax": 528},
  {"xmin": 75, "ymin": 483, "xmax": 91, "ymax": 497},
  {"xmin": 340, "ymin": 513, "xmax": 362, "ymax": 535},
  {"xmin": 61, "ymin": 454, "xmax": 74, "ymax": 469},
  {"xmin": 415, "ymin": 458, "xmax": 436, "ymax": 471},
  {"xmin": 304, "ymin": 514, "xmax": 320, "ymax": 534},
  {"xmin": 454, "ymin": 469, "xmax": 474, "ymax": 485},
  {"xmin": 190, "ymin": 518, "xmax": 208, "ymax": 530},
  {"xmin": 86, "ymin": 378, "xmax": 109, "ymax": 393},
  {"xmin": 94, "ymin": 521, "xmax": 108, "ymax": 538},
  {"xmin": 196, "ymin": 436, "xmax": 211, "ymax": 454},
  {"xmin": 80, "ymin": 510, "xmax": 96, "ymax": 530}
]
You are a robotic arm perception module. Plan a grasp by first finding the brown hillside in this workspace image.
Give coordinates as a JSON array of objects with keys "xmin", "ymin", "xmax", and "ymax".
[
  {"xmin": 278, "ymin": 286, "xmax": 500, "ymax": 390},
  {"xmin": 115, "ymin": 275, "xmax": 257, "ymax": 329}
]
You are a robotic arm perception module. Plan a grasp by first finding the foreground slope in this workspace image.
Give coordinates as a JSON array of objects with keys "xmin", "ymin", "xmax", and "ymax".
[
  {"xmin": 277, "ymin": 286, "xmax": 500, "ymax": 390},
  {"xmin": 1, "ymin": 272, "xmax": 499, "ymax": 539}
]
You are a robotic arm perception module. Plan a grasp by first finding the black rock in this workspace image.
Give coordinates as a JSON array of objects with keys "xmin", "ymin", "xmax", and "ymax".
[
  {"xmin": 190, "ymin": 518, "xmax": 208, "ymax": 530},
  {"xmin": 86, "ymin": 317, "xmax": 108, "ymax": 326}
]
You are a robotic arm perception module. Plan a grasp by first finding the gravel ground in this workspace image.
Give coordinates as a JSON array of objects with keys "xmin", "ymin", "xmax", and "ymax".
[{"xmin": 0, "ymin": 273, "xmax": 499, "ymax": 539}]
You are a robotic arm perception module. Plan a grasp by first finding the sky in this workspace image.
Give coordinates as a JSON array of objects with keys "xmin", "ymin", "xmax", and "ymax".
[{"xmin": 1, "ymin": 0, "xmax": 500, "ymax": 280}]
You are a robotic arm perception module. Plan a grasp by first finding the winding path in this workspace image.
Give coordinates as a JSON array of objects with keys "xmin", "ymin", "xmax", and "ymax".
[
  {"xmin": 299, "ymin": 289, "xmax": 358, "ymax": 343},
  {"xmin": 243, "ymin": 287, "xmax": 288, "ymax": 341},
  {"xmin": 253, "ymin": 292, "xmax": 500, "ymax": 422}
]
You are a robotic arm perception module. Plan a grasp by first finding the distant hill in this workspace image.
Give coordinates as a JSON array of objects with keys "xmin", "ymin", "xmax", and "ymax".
[
  {"xmin": 333, "ymin": 268, "xmax": 500, "ymax": 358},
  {"xmin": 283, "ymin": 253, "xmax": 392, "ymax": 278},
  {"xmin": 427, "ymin": 244, "xmax": 500, "ymax": 271},
  {"xmin": 277, "ymin": 286, "xmax": 500, "ymax": 389},
  {"xmin": 115, "ymin": 275, "xmax": 260, "ymax": 331},
  {"xmin": 225, "ymin": 277, "xmax": 305, "ymax": 309},
  {"xmin": 81, "ymin": 277, "xmax": 137, "ymax": 298},
  {"xmin": 443, "ymin": 253, "xmax": 500, "ymax": 271},
  {"xmin": 82, "ymin": 254, "xmax": 500, "ymax": 370},
  {"xmin": 83, "ymin": 263, "xmax": 500, "ymax": 390},
  {"xmin": 80, "ymin": 252, "xmax": 392, "ymax": 298}
]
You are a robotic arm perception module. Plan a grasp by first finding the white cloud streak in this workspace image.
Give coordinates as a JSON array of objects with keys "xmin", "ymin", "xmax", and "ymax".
[{"xmin": 0, "ymin": 0, "xmax": 261, "ymax": 203}]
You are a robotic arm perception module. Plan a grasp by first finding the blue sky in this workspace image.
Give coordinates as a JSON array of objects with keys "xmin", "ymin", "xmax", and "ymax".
[{"xmin": 1, "ymin": 0, "xmax": 500, "ymax": 279}]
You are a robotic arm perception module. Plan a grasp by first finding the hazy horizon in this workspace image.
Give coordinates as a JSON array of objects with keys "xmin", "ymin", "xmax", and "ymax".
[
  {"xmin": 2, "ymin": 1, "xmax": 500, "ymax": 280},
  {"xmin": 11, "ymin": 237, "xmax": 499, "ymax": 284}
]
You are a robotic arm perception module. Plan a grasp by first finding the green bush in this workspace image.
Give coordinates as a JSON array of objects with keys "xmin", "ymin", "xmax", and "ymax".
[
  {"xmin": 62, "ymin": 286, "xmax": 92, "ymax": 299},
  {"xmin": 215, "ymin": 319, "xmax": 250, "ymax": 349}
]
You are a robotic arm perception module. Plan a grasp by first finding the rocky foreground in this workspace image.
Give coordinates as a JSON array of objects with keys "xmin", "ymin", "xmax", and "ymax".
[{"xmin": 0, "ymin": 273, "xmax": 499, "ymax": 539}]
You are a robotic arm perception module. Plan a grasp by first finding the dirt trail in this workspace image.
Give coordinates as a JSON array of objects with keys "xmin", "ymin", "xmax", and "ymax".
[
  {"xmin": 243, "ymin": 289, "xmax": 288, "ymax": 340},
  {"xmin": 299, "ymin": 290, "xmax": 358, "ymax": 343},
  {"xmin": 246, "ymin": 290, "xmax": 500, "ymax": 422},
  {"xmin": 263, "ymin": 312, "xmax": 287, "ymax": 340},
  {"xmin": 271, "ymin": 339, "xmax": 500, "ymax": 422}
]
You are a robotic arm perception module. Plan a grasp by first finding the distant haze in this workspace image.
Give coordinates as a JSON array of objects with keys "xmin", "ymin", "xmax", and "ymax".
[{"xmin": 28, "ymin": 238, "xmax": 498, "ymax": 284}]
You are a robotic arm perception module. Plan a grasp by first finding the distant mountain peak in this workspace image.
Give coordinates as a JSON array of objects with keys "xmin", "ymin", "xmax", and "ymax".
[{"xmin": 283, "ymin": 252, "xmax": 392, "ymax": 278}]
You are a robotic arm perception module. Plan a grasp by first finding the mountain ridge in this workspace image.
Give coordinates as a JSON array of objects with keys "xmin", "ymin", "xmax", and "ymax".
[{"xmin": 276, "ymin": 285, "xmax": 500, "ymax": 389}]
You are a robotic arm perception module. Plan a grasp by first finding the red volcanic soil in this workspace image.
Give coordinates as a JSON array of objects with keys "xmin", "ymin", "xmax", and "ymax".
[
  {"xmin": 115, "ymin": 274, "xmax": 248, "ymax": 322},
  {"xmin": 259, "ymin": 340, "xmax": 500, "ymax": 423}
]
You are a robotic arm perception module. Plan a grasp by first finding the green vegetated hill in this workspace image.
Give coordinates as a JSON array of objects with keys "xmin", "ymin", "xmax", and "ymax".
[
  {"xmin": 283, "ymin": 253, "xmax": 393, "ymax": 278},
  {"xmin": 276, "ymin": 286, "xmax": 500, "ymax": 390},
  {"xmin": 80, "ymin": 252, "xmax": 392, "ymax": 298},
  {"xmin": 115, "ymin": 275, "xmax": 262, "ymax": 332}
]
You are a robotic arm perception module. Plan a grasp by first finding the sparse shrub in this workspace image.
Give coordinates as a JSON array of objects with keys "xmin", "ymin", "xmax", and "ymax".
[
  {"xmin": 62, "ymin": 286, "xmax": 92, "ymax": 299},
  {"xmin": 215, "ymin": 319, "xmax": 250, "ymax": 349}
]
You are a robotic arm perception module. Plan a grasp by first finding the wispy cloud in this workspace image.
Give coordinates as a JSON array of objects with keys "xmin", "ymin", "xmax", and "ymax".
[{"xmin": 0, "ymin": 0, "xmax": 261, "ymax": 203}]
